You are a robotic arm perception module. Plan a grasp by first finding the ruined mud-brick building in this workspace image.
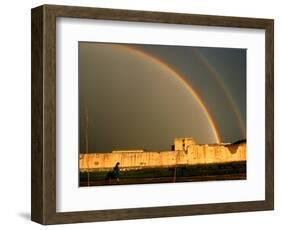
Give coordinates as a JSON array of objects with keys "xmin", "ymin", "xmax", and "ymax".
[{"xmin": 79, "ymin": 138, "xmax": 246, "ymax": 172}]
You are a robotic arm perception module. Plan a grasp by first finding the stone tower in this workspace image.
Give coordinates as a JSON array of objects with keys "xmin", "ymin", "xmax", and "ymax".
[{"xmin": 174, "ymin": 137, "xmax": 195, "ymax": 150}]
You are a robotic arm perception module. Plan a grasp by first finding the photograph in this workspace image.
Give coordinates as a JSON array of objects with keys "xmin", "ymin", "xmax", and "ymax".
[{"xmin": 78, "ymin": 42, "xmax": 247, "ymax": 187}]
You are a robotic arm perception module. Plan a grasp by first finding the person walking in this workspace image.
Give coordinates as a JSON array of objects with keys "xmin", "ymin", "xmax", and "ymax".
[{"xmin": 106, "ymin": 162, "xmax": 120, "ymax": 184}]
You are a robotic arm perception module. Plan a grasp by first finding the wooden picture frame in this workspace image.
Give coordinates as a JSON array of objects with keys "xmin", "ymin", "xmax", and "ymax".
[{"xmin": 31, "ymin": 4, "xmax": 274, "ymax": 225}]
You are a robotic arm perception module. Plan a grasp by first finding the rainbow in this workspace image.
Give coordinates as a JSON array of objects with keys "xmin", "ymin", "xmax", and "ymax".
[
  {"xmin": 107, "ymin": 44, "xmax": 222, "ymax": 143},
  {"xmin": 192, "ymin": 48, "xmax": 246, "ymax": 137}
]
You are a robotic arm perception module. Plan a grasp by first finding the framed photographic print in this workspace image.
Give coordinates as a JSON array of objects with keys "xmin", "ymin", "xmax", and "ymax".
[{"xmin": 31, "ymin": 4, "xmax": 274, "ymax": 225}]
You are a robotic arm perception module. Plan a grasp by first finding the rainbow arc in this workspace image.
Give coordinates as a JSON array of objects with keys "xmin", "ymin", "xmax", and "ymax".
[{"xmin": 109, "ymin": 44, "xmax": 222, "ymax": 143}]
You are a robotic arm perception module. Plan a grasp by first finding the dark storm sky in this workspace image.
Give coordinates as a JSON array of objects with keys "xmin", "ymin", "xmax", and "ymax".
[{"xmin": 79, "ymin": 42, "xmax": 246, "ymax": 153}]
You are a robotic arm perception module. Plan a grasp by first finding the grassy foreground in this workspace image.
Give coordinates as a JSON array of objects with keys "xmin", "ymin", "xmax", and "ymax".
[{"xmin": 79, "ymin": 161, "xmax": 246, "ymax": 187}]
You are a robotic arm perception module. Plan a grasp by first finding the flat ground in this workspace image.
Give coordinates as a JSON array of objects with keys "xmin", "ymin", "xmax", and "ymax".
[{"xmin": 79, "ymin": 161, "xmax": 246, "ymax": 187}]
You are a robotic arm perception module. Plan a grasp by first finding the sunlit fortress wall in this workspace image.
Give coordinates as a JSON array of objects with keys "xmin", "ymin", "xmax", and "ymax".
[{"xmin": 80, "ymin": 138, "xmax": 246, "ymax": 172}]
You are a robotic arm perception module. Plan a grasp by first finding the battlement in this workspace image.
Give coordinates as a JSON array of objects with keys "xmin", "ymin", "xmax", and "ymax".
[{"xmin": 174, "ymin": 137, "xmax": 196, "ymax": 150}]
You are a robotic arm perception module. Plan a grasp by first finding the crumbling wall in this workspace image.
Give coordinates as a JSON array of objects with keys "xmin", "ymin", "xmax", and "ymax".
[{"xmin": 80, "ymin": 142, "xmax": 246, "ymax": 171}]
